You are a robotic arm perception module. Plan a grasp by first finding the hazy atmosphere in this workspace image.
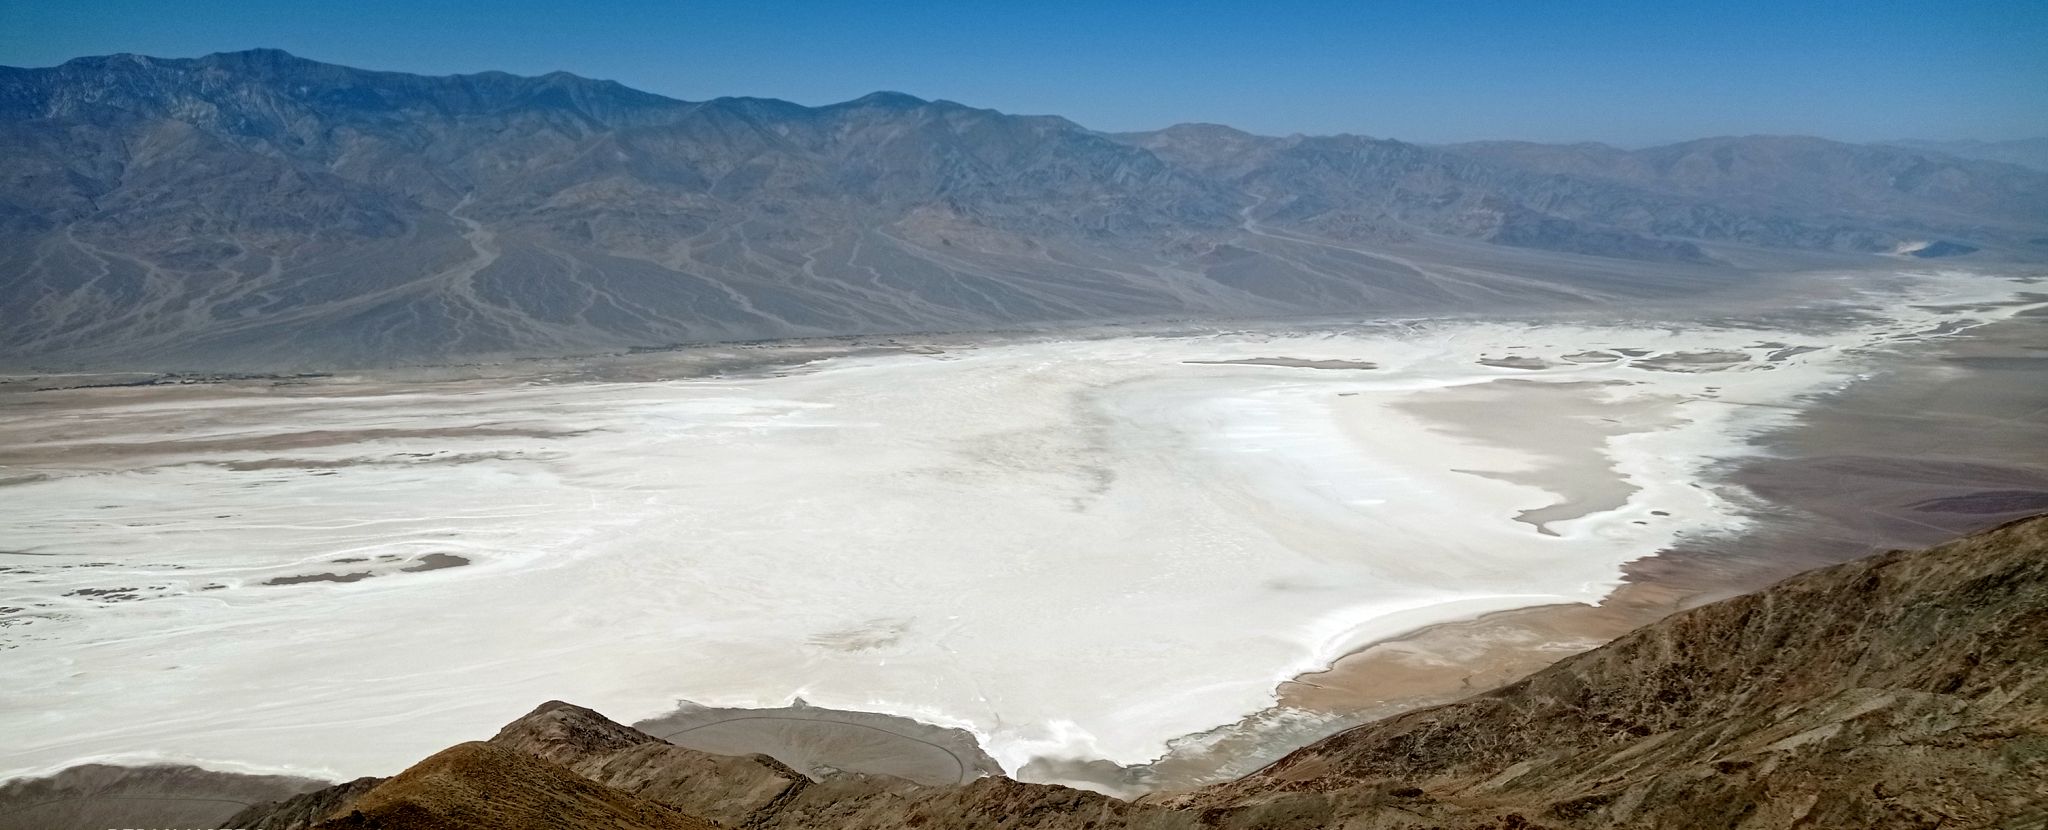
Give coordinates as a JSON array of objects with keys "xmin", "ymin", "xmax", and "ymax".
[{"xmin": 5, "ymin": 0, "xmax": 2046, "ymax": 143}]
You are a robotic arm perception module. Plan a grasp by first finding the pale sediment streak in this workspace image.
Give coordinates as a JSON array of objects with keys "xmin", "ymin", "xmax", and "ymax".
[{"xmin": 0, "ymin": 270, "xmax": 2034, "ymax": 783}]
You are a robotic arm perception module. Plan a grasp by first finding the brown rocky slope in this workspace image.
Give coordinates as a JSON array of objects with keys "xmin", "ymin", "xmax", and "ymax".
[{"xmin": 235, "ymin": 514, "xmax": 2048, "ymax": 829}]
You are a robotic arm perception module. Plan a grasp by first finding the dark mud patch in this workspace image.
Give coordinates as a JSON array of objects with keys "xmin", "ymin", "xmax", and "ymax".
[
  {"xmin": 1478, "ymin": 356, "xmax": 1552, "ymax": 370},
  {"xmin": 1766, "ymin": 345, "xmax": 1827, "ymax": 361},
  {"xmin": 265, "ymin": 571, "xmax": 375, "ymax": 586},
  {"xmin": 1635, "ymin": 350, "xmax": 1751, "ymax": 372},
  {"xmin": 1561, "ymin": 350, "xmax": 1622, "ymax": 364},
  {"xmin": 401, "ymin": 553, "xmax": 470, "ymax": 572},
  {"xmin": 63, "ymin": 586, "xmax": 151, "ymax": 602},
  {"xmin": 637, "ymin": 698, "xmax": 1003, "ymax": 787}
]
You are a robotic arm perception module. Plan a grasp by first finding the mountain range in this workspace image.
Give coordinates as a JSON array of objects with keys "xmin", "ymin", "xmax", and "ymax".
[
  {"xmin": 4, "ymin": 49, "xmax": 2046, "ymax": 369},
  {"xmin": 1884, "ymin": 138, "xmax": 2048, "ymax": 172}
]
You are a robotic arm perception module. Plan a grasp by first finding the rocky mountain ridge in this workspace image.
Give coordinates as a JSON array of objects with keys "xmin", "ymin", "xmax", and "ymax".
[
  {"xmin": 6, "ymin": 50, "xmax": 2047, "ymax": 369},
  {"xmin": 1885, "ymin": 138, "xmax": 2048, "ymax": 173}
]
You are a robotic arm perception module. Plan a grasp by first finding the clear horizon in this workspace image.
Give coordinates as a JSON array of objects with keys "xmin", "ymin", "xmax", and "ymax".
[{"xmin": 4, "ymin": 0, "xmax": 2045, "ymax": 146}]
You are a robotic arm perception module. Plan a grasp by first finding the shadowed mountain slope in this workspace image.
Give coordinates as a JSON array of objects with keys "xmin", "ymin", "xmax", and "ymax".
[
  {"xmin": 0, "ymin": 764, "xmax": 325, "ymax": 830},
  {"xmin": 1125, "ymin": 125, "xmax": 2048, "ymax": 259},
  {"xmin": 1, "ymin": 50, "xmax": 1243, "ymax": 368},
  {"xmin": 1885, "ymin": 138, "xmax": 2048, "ymax": 173},
  {"xmin": 219, "ymin": 514, "xmax": 2048, "ymax": 830},
  {"xmin": 303, "ymin": 742, "xmax": 714, "ymax": 830},
  {"xmin": 1446, "ymin": 135, "xmax": 2048, "ymax": 236},
  {"xmin": 5, "ymin": 50, "xmax": 2046, "ymax": 369}
]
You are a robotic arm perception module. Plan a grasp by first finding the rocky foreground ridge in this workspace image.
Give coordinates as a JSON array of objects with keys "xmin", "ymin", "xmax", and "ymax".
[{"xmin": 201, "ymin": 514, "xmax": 2048, "ymax": 829}]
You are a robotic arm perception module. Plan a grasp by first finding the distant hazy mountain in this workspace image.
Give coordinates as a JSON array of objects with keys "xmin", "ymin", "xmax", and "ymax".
[
  {"xmin": 1446, "ymin": 136, "xmax": 2048, "ymax": 232},
  {"xmin": 4, "ymin": 50, "xmax": 2045, "ymax": 369},
  {"xmin": 1885, "ymin": 138, "xmax": 2048, "ymax": 172}
]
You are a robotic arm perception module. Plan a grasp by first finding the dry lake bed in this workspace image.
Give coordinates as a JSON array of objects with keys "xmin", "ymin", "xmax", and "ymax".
[{"xmin": 2, "ymin": 268, "xmax": 2043, "ymax": 792}]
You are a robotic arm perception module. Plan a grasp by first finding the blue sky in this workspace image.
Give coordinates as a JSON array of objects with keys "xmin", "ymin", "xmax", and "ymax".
[{"xmin": 4, "ymin": 0, "xmax": 2043, "ymax": 144}]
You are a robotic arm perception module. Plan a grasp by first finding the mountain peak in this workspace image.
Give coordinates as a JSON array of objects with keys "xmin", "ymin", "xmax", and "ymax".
[
  {"xmin": 1156, "ymin": 122, "xmax": 1260, "ymax": 139},
  {"xmin": 192, "ymin": 47, "xmax": 319, "ymax": 71},
  {"xmin": 59, "ymin": 47, "xmax": 305, "ymax": 68},
  {"xmin": 210, "ymin": 47, "xmax": 301, "ymax": 60},
  {"xmin": 840, "ymin": 90, "xmax": 930, "ymax": 109},
  {"xmin": 536, "ymin": 69, "xmax": 598, "ymax": 85}
]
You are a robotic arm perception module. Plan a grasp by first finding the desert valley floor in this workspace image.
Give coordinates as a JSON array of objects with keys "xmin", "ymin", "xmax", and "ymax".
[{"xmin": 2, "ymin": 267, "xmax": 2044, "ymax": 794}]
